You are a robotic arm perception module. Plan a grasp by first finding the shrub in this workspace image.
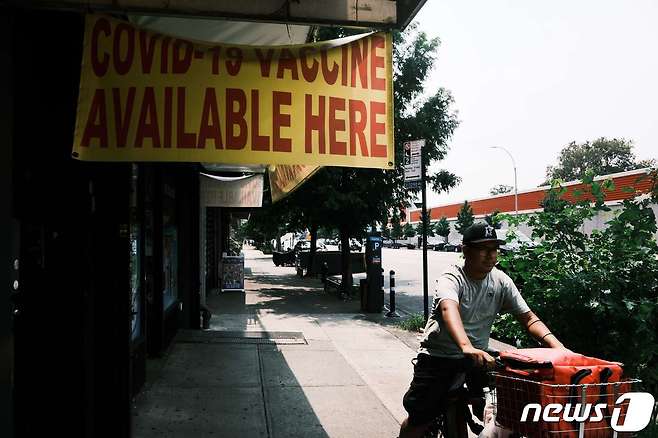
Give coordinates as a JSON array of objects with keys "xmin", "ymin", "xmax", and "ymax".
[
  {"xmin": 492, "ymin": 170, "xmax": 658, "ymax": 396},
  {"xmin": 397, "ymin": 313, "xmax": 426, "ymax": 332}
]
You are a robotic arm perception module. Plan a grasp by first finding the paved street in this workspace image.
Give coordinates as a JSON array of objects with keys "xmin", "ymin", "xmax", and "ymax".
[
  {"xmin": 267, "ymin": 245, "xmax": 462, "ymax": 315},
  {"xmin": 360, "ymin": 248, "xmax": 463, "ymax": 316}
]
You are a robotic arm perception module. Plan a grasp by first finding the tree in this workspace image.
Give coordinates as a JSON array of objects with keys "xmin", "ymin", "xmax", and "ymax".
[
  {"xmin": 242, "ymin": 189, "xmax": 299, "ymax": 250},
  {"xmin": 490, "ymin": 184, "xmax": 513, "ymax": 196},
  {"xmin": 544, "ymin": 137, "xmax": 655, "ymax": 184},
  {"xmin": 435, "ymin": 217, "xmax": 450, "ymax": 242},
  {"xmin": 391, "ymin": 214, "xmax": 403, "ymax": 242},
  {"xmin": 318, "ymin": 227, "xmax": 338, "ymax": 239},
  {"xmin": 293, "ymin": 24, "xmax": 461, "ymax": 289},
  {"xmin": 281, "ymin": 173, "xmax": 335, "ymax": 276},
  {"xmin": 484, "ymin": 209, "xmax": 503, "ymax": 229},
  {"xmin": 403, "ymin": 222, "xmax": 416, "ymax": 238},
  {"xmin": 415, "ymin": 221, "xmax": 435, "ymax": 237},
  {"xmin": 415, "ymin": 208, "xmax": 434, "ymax": 237},
  {"xmin": 455, "ymin": 201, "xmax": 474, "ymax": 234},
  {"xmin": 244, "ymin": 171, "xmax": 332, "ymax": 274},
  {"xmin": 495, "ymin": 170, "xmax": 658, "ymax": 396},
  {"xmin": 379, "ymin": 212, "xmax": 390, "ymax": 239}
]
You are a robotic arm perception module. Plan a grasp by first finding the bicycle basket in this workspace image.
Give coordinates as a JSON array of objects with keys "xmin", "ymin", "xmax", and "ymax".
[{"xmin": 492, "ymin": 373, "xmax": 640, "ymax": 437}]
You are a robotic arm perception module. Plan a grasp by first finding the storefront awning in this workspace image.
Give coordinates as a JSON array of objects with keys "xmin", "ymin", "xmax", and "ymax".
[
  {"xmin": 20, "ymin": 0, "xmax": 426, "ymax": 30},
  {"xmin": 200, "ymin": 173, "xmax": 264, "ymax": 207}
]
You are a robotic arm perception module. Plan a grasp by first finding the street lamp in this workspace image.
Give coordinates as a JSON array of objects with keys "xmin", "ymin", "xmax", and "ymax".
[{"xmin": 490, "ymin": 146, "xmax": 518, "ymax": 215}]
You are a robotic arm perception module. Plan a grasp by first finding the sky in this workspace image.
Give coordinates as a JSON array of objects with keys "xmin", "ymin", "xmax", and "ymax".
[{"xmin": 413, "ymin": 0, "xmax": 658, "ymax": 207}]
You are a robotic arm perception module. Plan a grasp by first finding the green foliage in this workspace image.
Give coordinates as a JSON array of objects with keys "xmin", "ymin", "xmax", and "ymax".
[
  {"xmin": 493, "ymin": 169, "xmax": 658, "ymax": 396},
  {"xmin": 241, "ymin": 190, "xmax": 297, "ymax": 248},
  {"xmin": 397, "ymin": 313, "xmax": 426, "ymax": 332},
  {"xmin": 415, "ymin": 221, "xmax": 435, "ymax": 237},
  {"xmin": 260, "ymin": 241, "xmax": 274, "ymax": 254},
  {"xmin": 318, "ymin": 226, "xmax": 338, "ymax": 239},
  {"xmin": 490, "ymin": 184, "xmax": 513, "ymax": 196},
  {"xmin": 415, "ymin": 209, "xmax": 434, "ymax": 236},
  {"xmin": 637, "ymin": 417, "xmax": 658, "ymax": 438},
  {"xmin": 391, "ymin": 215, "xmax": 403, "ymax": 241},
  {"xmin": 544, "ymin": 137, "xmax": 655, "ymax": 184},
  {"xmin": 455, "ymin": 201, "xmax": 474, "ymax": 234},
  {"xmin": 381, "ymin": 223, "xmax": 391, "ymax": 239},
  {"xmin": 379, "ymin": 212, "xmax": 390, "ymax": 239},
  {"xmin": 484, "ymin": 209, "xmax": 503, "ymax": 229},
  {"xmin": 403, "ymin": 222, "xmax": 416, "ymax": 238},
  {"xmin": 234, "ymin": 221, "xmax": 250, "ymax": 244},
  {"xmin": 435, "ymin": 216, "xmax": 451, "ymax": 238}
]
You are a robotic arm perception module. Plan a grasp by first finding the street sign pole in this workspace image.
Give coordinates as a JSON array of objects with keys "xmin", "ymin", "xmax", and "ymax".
[
  {"xmin": 403, "ymin": 139, "xmax": 429, "ymax": 322},
  {"xmin": 421, "ymin": 149, "xmax": 429, "ymax": 323}
]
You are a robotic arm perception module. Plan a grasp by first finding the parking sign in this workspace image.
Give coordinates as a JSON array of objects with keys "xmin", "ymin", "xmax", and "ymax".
[{"xmin": 403, "ymin": 140, "xmax": 423, "ymax": 182}]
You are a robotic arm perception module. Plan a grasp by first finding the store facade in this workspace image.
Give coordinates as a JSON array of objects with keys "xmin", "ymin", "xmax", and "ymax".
[{"xmin": 2, "ymin": 2, "xmax": 423, "ymax": 436}]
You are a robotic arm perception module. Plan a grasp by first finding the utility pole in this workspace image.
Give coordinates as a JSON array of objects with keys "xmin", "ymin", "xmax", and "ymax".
[{"xmin": 491, "ymin": 146, "xmax": 518, "ymax": 215}]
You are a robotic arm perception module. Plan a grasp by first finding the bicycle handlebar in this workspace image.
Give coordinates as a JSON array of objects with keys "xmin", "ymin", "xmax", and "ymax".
[
  {"xmin": 466, "ymin": 349, "xmax": 555, "ymax": 372},
  {"xmin": 488, "ymin": 349, "xmax": 556, "ymax": 372},
  {"xmin": 458, "ymin": 349, "xmax": 501, "ymax": 371}
]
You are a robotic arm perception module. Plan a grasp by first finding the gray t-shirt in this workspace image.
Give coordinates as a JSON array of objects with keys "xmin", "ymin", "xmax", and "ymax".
[{"xmin": 418, "ymin": 265, "xmax": 530, "ymax": 358}]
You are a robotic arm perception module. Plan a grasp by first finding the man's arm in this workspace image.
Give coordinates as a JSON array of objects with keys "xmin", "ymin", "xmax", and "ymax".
[
  {"xmin": 439, "ymin": 299, "xmax": 495, "ymax": 366},
  {"xmin": 515, "ymin": 311, "xmax": 565, "ymax": 348}
]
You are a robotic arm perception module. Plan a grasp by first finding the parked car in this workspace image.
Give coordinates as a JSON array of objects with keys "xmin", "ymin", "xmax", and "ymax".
[
  {"xmin": 293, "ymin": 240, "xmax": 310, "ymax": 252},
  {"xmin": 293, "ymin": 240, "xmax": 327, "ymax": 252},
  {"xmin": 337, "ymin": 238, "xmax": 363, "ymax": 252},
  {"xmin": 382, "ymin": 239, "xmax": 401, "ymax": 248},
  {"xmin": 272, "ymin": 250, "xmax": 296, "ymax": 266},
  {"xmin": 319, "ymin": 238, "xmax": 340, "ymax": 251},
  {"xmin": 432, "ymin": 242, "xmax": 446, "ymax": 251},
  {"xmin": 443, "ymin": 241, "xmax": 462, "ymax": 252},
  {"xmin": 496, "ymin": 229, "xmax": 536, "ymax": 254}
]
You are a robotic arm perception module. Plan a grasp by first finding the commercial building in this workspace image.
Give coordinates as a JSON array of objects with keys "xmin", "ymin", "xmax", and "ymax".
[
  {"xmin": 1, "ymin": 2, "xmax": 425, "ymax": 436},
  {"xmin": 405, "ymin": 168, "xmax": 657, "ymax": 242}
]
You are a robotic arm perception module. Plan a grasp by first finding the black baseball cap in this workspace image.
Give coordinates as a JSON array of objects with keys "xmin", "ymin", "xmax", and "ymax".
[{"xmin": 462, "ymin": 223, "xmax": 506, "ymax": 246}]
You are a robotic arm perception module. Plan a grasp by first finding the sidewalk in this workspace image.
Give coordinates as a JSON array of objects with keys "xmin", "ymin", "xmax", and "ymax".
[{"xmin": 132, "ymin": 249, "xmax": 420, "ymax": 438}]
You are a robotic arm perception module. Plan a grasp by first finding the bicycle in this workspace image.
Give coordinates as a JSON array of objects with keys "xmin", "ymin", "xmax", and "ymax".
[
  {"xmin": 423, "ymin": 351, "xmax": 642, "ymax": 438},
  {"xmin": 420, "ymin": 350, "xmax": 504, "ymax": 438}
]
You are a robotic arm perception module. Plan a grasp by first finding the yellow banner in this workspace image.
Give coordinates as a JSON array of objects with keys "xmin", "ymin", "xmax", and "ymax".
[
  {"xmin": 269, "ymin": 165, "xmax": 320, "ymax": 203},
  {"xmin": 72, "ymin": 15, "xmax": 394, "ymax": 169}
]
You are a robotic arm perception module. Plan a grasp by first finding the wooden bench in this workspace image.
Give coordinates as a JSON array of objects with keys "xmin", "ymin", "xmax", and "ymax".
[{"xmin": 296, "ymin": 251, "xmax": 366, "ymax": 278}]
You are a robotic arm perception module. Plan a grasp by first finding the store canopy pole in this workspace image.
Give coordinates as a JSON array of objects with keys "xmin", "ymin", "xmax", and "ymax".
[{"xmin": 421, "ymin": 146, "xmax": 428, "ymax": 323}]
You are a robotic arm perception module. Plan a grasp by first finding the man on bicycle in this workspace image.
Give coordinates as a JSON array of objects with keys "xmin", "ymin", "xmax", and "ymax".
[{"xmin": 399, "ymin": 223, "xmax": 564, "ymax": 438}]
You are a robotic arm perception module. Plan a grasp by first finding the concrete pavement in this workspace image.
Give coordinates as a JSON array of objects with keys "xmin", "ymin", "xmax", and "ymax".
[{"xmin": 132, "ymin": 249, "xmax": 421, "ymax": 438}]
